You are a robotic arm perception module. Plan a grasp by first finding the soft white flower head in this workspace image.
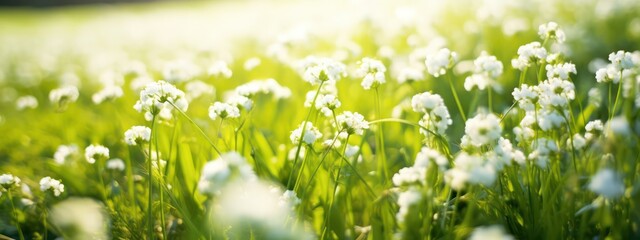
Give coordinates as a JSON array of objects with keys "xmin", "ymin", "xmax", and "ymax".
[
  {"xmin": 474, "ymin": 51, "xmax": 503, "ymax": 79},
  {"xmin": 546, "ymin": 63, "xmax": 576, "ymax": 80},
  {"xmin": 225, "ymin": 94, "xmax": 254, "ymax": 111},
  {"xmin": 588, "ymin": 88, "xmax": 602, "ymax": 107},
  {"xmin": 425, "ymin": 48, "xmax": 458, "ymax": 77},
  {"xmin": 299, "ymin": 56, "xmax": 346, "ymax": 86},
  {"xmin": 464, "ymin": 113, "xmax": 502, "ymax": 147},
  {"xmin": 585, "ymin": 120, "xmax": 604, "ymax": 141},
  {"xmin": 414, "ymin": 146, "xmax": 448, "ymax": 168},
  {"xmin": 85, "ymin": 144, "xmax": 110, "ymax": 164},
  {"xmin": 106, "ymin": 158, "xmax": 126, "ymax": 171},
  {"xmin": 357, "ymin": 57, "xmax": 387, "ymax": 90},
  {"xmin": 589, "ymin": 169, "xmax": 625, "ymax": 199},
  {"xmin": 49, "ymin": 86, "xmax": 79, "ymax": 106},
  {"xmin": 392, "ymin": 167, "xmax": 426, "ymax": 187},
  {"xmin": 469, "ymin": 225, "xmax": 514, "ymax": 240},
  {"xmin": 512, "ymin": 42, "xmax": 547, "ymax": 70},
  {"xmin": 315, "ymin": 94, "xmax": 341, "ymax": 116},
  {"xmin": 567, "ymin": 133, "xmax": 587, "ymax": 150},
  {"xmin": 418, "ymin": 105, "xmax": 453, "ymax": 136},
  {"xmin": 92, "ymin": 85, "xmax": 123, "ymax": 104},
  {"xmin": 464, "ymin": 74, "xmax": 491, "ymax": 91},
  {"xmin": 0, "ymin": 174, "xmax": 21, "ymax": 192},
  {"xmin": 243, "ymin": 57, "xmax": 262, "ymax": 71},
  {"xmin": 608, "ymin": 50, "xmax": 636, "ymax": 70},
  {"xmin": 395, "ymin": 65, "xmax": 425, "ymax": 84},
  {"xmin": 185, "ymin": 80, "xmax": 215, "ymax": 100},
  {"xmin": 595, "ymin": 64, "xmax": 622, "ymax": 83},
  {"xmin": 133, "ymin": 81, "xmax": 189, "ymax": 121},
  {"xmin": 335, "ymin": 111, "xmax": 369, "ymax": 135},
  {"xmin": 396, "ymin": 188, "xmax": 422, "ymax": 223},
  {"xmin": 494, "ymin": 138, "xmax": 526, "ymax": 165},
  {"xmin": 49, "ymin": 198, "xmax": 109, "ymax": 240},
  {"xmin": 208, "ymin": 102, "xmax": 241, "ymax": 120},
  {"xmin": 124, "ymin": 126, "xmax": 151, "ymax": 146},
  {"xmin": 290, "ymin": 121, "xmax": 323, "ymax": 145},
  {"xmin": 208, "ymin": 60, "xmax": 233, "ymax": 79},
  {"xmin": 198, "ymin": 152, "xmax": 256, "ymax": 195},
  {"xmin": 40, "ymin": 176, "xmax": 65, "ymax": 197},
  {"xmin": 235, "ymin": 78, "xmax": 291, "ymax": 99},
  {"xmin": 512, "ymin": 84, "xmax": 539, "ymax": 111},
  {"xmin": 16, "ymin": 95, "xmax": 38, "ymax": 110},
  {"xmin": 537, "ymin": 78, "xmax": 575, "ymax": 108},
  {"xmin": 538, "ymin": 21, "xmax": 566, "ymax": 43},
  {"xmin": 605, "ymin": 116, "xmax": 631, "ymax": 138},
  {"xmin": 527, "ymin": 138, "xmax": 558, "ymax": 168},
  {"xmin": 411, "ymin": 92, "xmax": 446, "ymax": 113},
  {"xmin": 54, "ymin": 144, "xmax": 78, "ymax": 164},
  {"xmin": 445, "ymin": 153, "xmax": 496, "ymax": 190}
]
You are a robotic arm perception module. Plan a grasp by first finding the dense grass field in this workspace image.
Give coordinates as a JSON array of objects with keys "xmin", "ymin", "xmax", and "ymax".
[{"xmin": 2, "ymin": 0, "xmax": 640, "ymax": 239}]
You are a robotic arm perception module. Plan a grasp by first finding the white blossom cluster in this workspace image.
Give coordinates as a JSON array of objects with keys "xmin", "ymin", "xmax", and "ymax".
[
  {"xmin": 134, "ymin": 80, "xmax": 189, "ymax": 121},
  {"xmin": 411, "ymin": 91, "xmax": 452, "ymax": 135}
]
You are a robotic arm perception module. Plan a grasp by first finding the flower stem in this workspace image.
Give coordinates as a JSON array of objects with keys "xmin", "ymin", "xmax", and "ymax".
[
  {"xmin": 7, "ymin": 191, "xmax": 25, "ymax": 240},
  {"xmin": 610, "ymin": 72, "xmax": 624, "ymax": 120},
  {"xmin": 374, "ymin": 87, "xmax": 389, "ymax": 183},
  {"xmin": 321, "ymin": 134, "xmax": 350, "ymax": 239},
  {"xmin": 167, "ymin": 101, "xmax": 222, "ymax": 155},
  {"xmin": 147, "ymin": 115, "xmax": 156, "ymax": 239},
  {"xmin": 446, "ymin": 72, "xmax": 467, "ymax": 122}
]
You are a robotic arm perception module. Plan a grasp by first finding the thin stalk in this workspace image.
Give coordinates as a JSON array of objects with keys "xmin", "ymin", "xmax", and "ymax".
[
  {"xmin": 321, "ymin": 134, "xmax": 351, "ymax": 240},
  {"xmin": 167, "ymin": 101, "xmax": 222, "ymax": 155},
  {"xmin": 154, "ymin": 124, "xmax": 166, "ymax": 238},
  {"xmin": 608, "ymin": 83, "xmax": 612, "ymax": 120},
  {"xmin": 488, "ymin": 87, "xmax": 493, "ymax": 112},
  {"xmin": 374, "ymin": 87, "xmax": 389, "ymax": 183},
  {"xmin": 446, "ymin": 72, "xmax": 467, "ymax": 121},
  {"xmin": 7, "ymin": 191, "xmax": 25, "ymax": 240},
  {"xmin": 147, "ymin": 115, "xmax": 156, "ymax": 239},
  {"xmin": 519, "ymin": 67, "xmax": 528, "ymax": 86},
  {"xmin": 610, "ymin": 75, "xmax": 624, "ymax": 120},
  {"xmin": 287, "ymin": 81, "xmax": 325, "ymax": 189}
]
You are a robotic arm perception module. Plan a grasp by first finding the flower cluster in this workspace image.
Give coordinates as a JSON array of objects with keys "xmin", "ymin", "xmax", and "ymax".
[
  {"xmin": 290, "ymin": 121, "xmax": 323, "ymax": 145},
  {"xmin": 85, "ymin": 144, "xmax": 110, "ymax": 164},
  {"xmin": 411, "ymin": 92, "xmax": 452, "ymax": 135},
  {"xmin": 335, "ymin": 111, "xmax": 369, "ymax": 135},
  {"xmin": 356, "ymin": 57, "xmax": 386, "ymax": 90},
  {"xmin": 133, "ymin": 80, "xmax": 189, "ymax": 121},
  {"xmin": 198, "ymin": 152, "xmax": 256, "ymax": 195},
  {"xmin": 124, "ymin": 126, "xmax": 152, "ymax": 146},
  {"xmin": 40, "ymin": 176, "xmax": 65, "ymax": 197},
  {"xmin": 425, "ymin": 48, "xmax": 457, "ymax": 77}
]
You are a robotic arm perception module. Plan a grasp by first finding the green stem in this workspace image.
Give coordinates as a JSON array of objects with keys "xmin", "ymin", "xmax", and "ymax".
[
  {"xmin": 167, "ymin": 101, "xmax": 222, "ymax": 155},
  {"xmin": 519, "ymin": 67, "xmax": 528, "ymax": 86},
  {"xmin": 154, "ymin": 123, "xmax": 166, "ymax": 238},
  {"xmin": 287, "ymin": 81, "xmax": 325, "ymax": 189},
  {"xmin": 7, "ymin": 191, "xmax": 25, "ymax": 240},
  {"xmin": 608, "ymin": 83, "xmax": 613, "ymax": 120},
  {"xmin": 488, "ymin": 87, "xmax": 493, "ymax": 112},
  {"xmin": 147, "ymin": 115, "xmax": 156, "ymax": 239},
  {"xmin": 611, "ymin": 75, "xmax": 624, "ymax": 120},
  {"xmin": 446, "ymin": 72, "xmax": 467, "ymax": 122},
  {"xmin": 321, "ymin": 134, "xmax": 350, "ymax": 239},
  {"xmin": 374, "ymin": 87, "xmax": 389, "ymax": 183}
]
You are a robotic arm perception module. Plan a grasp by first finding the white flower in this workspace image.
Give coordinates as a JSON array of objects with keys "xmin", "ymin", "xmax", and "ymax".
[
  {"xmin": 595, "ymin": 64, "xmax": 621, "ymax": 83},
  {"xmin": 315, "ymin": 94, "xmax": 341, "ymax": 116},
  {"xmin": 527, "ymin": 138, "xmax": 558, "ymax": 168},
  {"xmin": 133, "ymin": 81, "xmax": 189, "ymax": 121},
  {"xmin": 185, "ymin": 80, "xmax": 215, "ymax": 100},
  {"xmin": 235, "ymin": 79, "xmax": 291, "ymax": 99},
  {"xmin": 345, "ymin": 145, "xmax": 360, "ymax": 158},
  {"xmin": 243, "ymin": 57, "xmax": 262, "ymax": 71},
  {"xmin": 464, "ymin": 74, "xmax": 491, "ymax": 91},
  {"xmin": 511, "ymin": 42, "xmax": 547, "ymax": 70},
  {"xmin": 198, "ymin": 152, "xmax": 256, "ymax": 195},
  {"xmin": 299, "ymin": 56, "xmax": 346, "ymax": 85},
  {"xmin": 225, "ymin": 94, "xmax": 253, "ymax": 111},
  {"xmin": 290, "ymin": 121, "xmax": 323, "ymax": 145},
  {"xmin": 392, "ymin": 167, "xmax": 426, "ymax": 186},
  {"xmin": 585, "ymin": 120, "xmax": 604, "ymax": 140},
  {"xmin": 357, "ymin": 57, "xmax": 386, "ymax": 90},
  {"xmin": 40, "ymin": 176, "xmax": 65, "ymax": 197},
  {"xmin": 608, "ymin": 50, "xmax": 635, "ymax": 70},
  {"xmin": 0, "ymin": 174, "xmax": 21, "ymax": 192},
  {"xmin": 469, "ymin": 225, "xmax": 514, "ymax": 240},
  {"xmin": 208, "ymin": 60, "xmax": 233, "ymax": 78},
  {"xmin": 106, "ymin": 158, "xmax": 126, "ymax": 171},
  {"xmin": 538, "ymin": 78, "xmax": 575, "ymax": 108},
  {"xmin": 538, "ymin": 21, "xmax": 565, "ymax": 43},
  {"xmin": 279, "ymin": 189, "xmax": 301, "ymax": 209},
  {"xmin": 16, "ymin": 95, "xmax": 38, "ymax": 110},
  {"xmin": 473, "ymin": 51, "xmax": 503, "ymax": 79},
  {"xmin": 92, "ymin": 85, "xmax": 123, "ymax": 104},
  {"xmin": 396, "ymin": 188, "xmax": 422, "ymax": 223},
  {"xmin": 414, "ymin": 146, "xmax": 448, "ymax": 168},
  {"xmin": 494, "ymin": 138, "xmax": 526, "ymax": 165},
  {"xmin": 546, "ymin": 63, "xmax": 576, "ymax": 80},
  {"xmin": 512, "ymin": 84, "xmax": 539, "ymax": 111},
  {"xmin": 54, "ymin": 145, "xmax": 78, "ymax": 164},
  {"xmin": 49, "ymin": 198, "xmax": 108, "ymax": 240},
  {"xmin": 588, "ymin": 88, "xmax": 602, "ymax": 107},
  {"xmin": 589, "ymin": 169, "xmax": 625, "ymax": 199},
  {"xmin": 425, "ymin": 48, "xmax": 457, "ymax": 77},
  {"xmin": 124, "ymin": 126, "xmax": 151, "ymax": 145},
  {"xmin": 445, "ymin": 153, "xmax": 496, "ymax": 190},
  {"xmin": 208, "ymin": 102, "xmax": 241, "ymax": 120},
  {"xmin": 464, "ymin": 113, "xmax": 502, "ymax": 147},
  {"xmin": 395, "ymin": 65, "xmax": 424, "ymax": 84},
  {"xmin": 567, "ymin": 133, "xmax": 587, "ymax": 150},
  {"xmin": 335, "ymin": 111, "xmax": 369, "ymax": 135},
  {"xmin": 418, "ymin": 105, "xmax": 453, "ymax": 136},
  {"xmin": 85, "ymin": 144, "xmax": 110, "ymax": 164},
  {"xmin": 49, "ymin": 86, "xmax": 79, "ymax": 105},
  {"xmin": 605, "ymin": 116, "xmax": 631, "ymax": 137}
]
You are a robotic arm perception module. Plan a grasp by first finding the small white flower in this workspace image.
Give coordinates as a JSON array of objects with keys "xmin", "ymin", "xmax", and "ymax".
[
  {"xmin": 335, "ymin": 111, "xmax": 369, "ymax": 135},
  {"xmin": 290, "ymin": 121, "xmax": 323, "ymax": 145},
  {"xmin": 40, "ymin": 176, "xmax": 65, "ymax": 197},
  {"xmin": 585, "ymin": 120, "xmax": 604, "ymax": 141},
  {"xmin": 106, "ymin": 158, "xmax": 126, "ymax": 171},
  {"xmin": 464, "ymin": 113, "xmax": 502, "ymax": 147},
  {"xmin": 315, "ymin": 94, "xmax": 341, "ymax": 116},
  {"xmin": 464, "ymin": 74, "xmax": 491, "ymax": 91},
  {"xmin": 208, "ymin": 102, "xmax": 240, "ymax": 120},
  {"xmin": 588, "ymin": 88, "xmax": 602, "ymax": 107},
  {"xmin": 185, "ymin": 80, "xmax": 215, "ymax": 100},
  {"xmin": 392, "ymin": 167, "xmax": 426, "ymax": 186},
  {"xmin": 0, "ymin": 174, "xmax": 21, "ymax": 192},
  {"xmin": 85, "ymin": 145, "xmax": 110, "ymax": 164},
  {"xmin": 299, "ymin": 56, "xmax": 346, "ymax": 85},
  {"xmin": 595, "ymin": 65, "xmax": 621, "ymax": 83},
  {"xmin": 49, "ymin": 86, "xmax": 79, "ymax": 106},
  {"xmin": 16, "ymin": 95, "xmax": 38, "ymax": 110},
  {"xmin": 512, "ymin": 42, "xmax": 547, "ymax": 70},
  {"xmin": 134, "ymin": 81, "xmax": 189, "ymax": 121},
  {"xmin": 567, "ymin": 134, "xmax": 587, "ymax": 149},
  {"xmin": 124, "ymin": 126, "xmax": 151, "ymax": 145},
  {"xmin": 198, "ymin": 152, "xmax": 256, "ymax": 195},
  {"xmin": 208, "ymin": 60, "xmax": 233, "ymax": 79},
  {"xmin": 589, "ymin": 169, "xmax": 625, "ymax": 199},
  {"xmin": 396, "ymin": 188, "xmax": 422, "ymax": 223},
  {"xmin": 357, "ymin": 57, "xmax": 387, "ymax": 90},
  {"xmin": 546, "ymin": 63, "xmax": 576, "ymax": 80},
  {"xmin": 512, "ymin": 84, "xmax": 539, "ymax": 111},
  {"xmin": 225, "ymin": 94, "xmax": 254, "ymax": 111},
  {"xmin": 425, "ymin": 48, "xmax": 457, "ymax": 77},
  {"xmin": 538, "ymin": 21, "xmax": 566, "ymax": 43},
  {"xmin": 414, "ymin": 146, "xmax": 448, "ymax": 168},
  {"xmin": 54, "ymin": 145, "xmax": 78, "ymax": 164},
  {"xmin": 473, "ymin": 51, "xmax": 503, "ymax": 79},
  {"xmin": 243, "ymin": 57, "xmax": 262, "ymax": 71},
  {"xmin": 92, "ymin": 85, "xmax": 123, "ymax": 104},
  {"xmin": 608, "ymin": 50, "xmax": 635, "ymax": 70}
]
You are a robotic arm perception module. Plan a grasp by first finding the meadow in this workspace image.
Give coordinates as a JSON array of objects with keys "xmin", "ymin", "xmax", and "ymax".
[{"xmin": 1, "ymin": 0, "xmax": 640, "ymax": 239}]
